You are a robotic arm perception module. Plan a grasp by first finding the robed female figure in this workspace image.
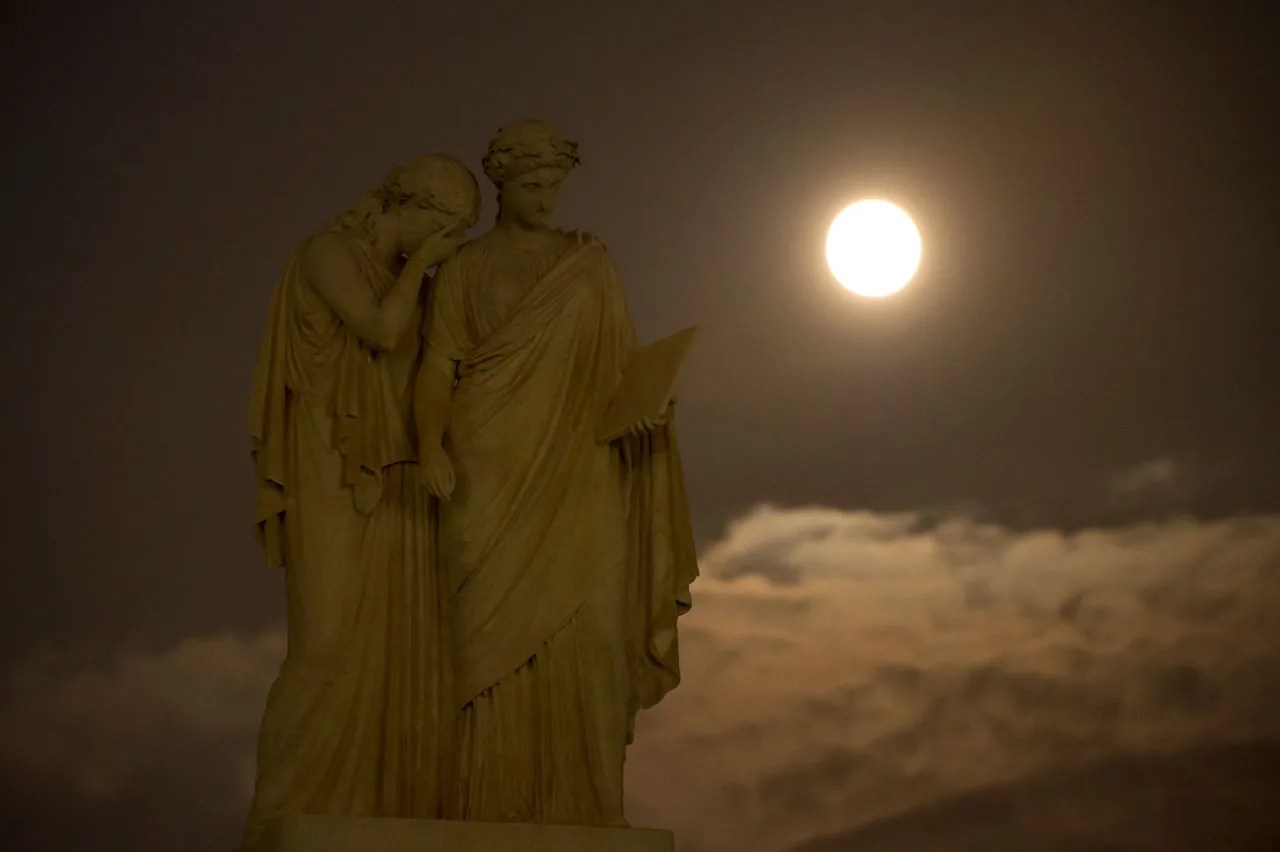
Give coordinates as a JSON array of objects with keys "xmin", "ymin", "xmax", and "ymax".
[
  {"xmin": 416, "ymin": 122, "xmax": 698, "ymax": 827},
  {"xmin": 241, "ymin": 155, "xmax": 479, "ymax": 849}
]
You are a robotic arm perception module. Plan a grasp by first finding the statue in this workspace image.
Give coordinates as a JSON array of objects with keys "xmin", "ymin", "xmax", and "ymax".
[
  {"xmin": 241, "ymin": 154, "xmax": 481, "ymax": 850},
  {"xmin": 416, "ymin": 120, "xmax": 699, "ymax": 827}
]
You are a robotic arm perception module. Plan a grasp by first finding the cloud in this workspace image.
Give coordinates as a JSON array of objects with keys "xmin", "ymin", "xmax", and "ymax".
[
  {"xmin": 624, "ymin": 505, "xmax": 1280, "ymax": 851},
  {"xmin": 1, "ymin": 630, "xmax": 282, "ymax": 801},
  {"xmin": 1103, "ymin": 457, "xmax": 1205, "ymax": 521},
  {"xmin": 791, "ymin": 740, "xmax": 1280, "ymax": 851},
  {"xmin": 1108, "ymin": 457, "xmax": 1181, "ymax": 498},
  {"xmin": 3, "ymin": 506, "xmax": 1279, "ymax": 851}
]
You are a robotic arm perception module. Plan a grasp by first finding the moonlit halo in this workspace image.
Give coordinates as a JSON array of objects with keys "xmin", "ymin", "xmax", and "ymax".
[{"xmin": 825, "ymin": 199, "xmax": 922, "ymax": 298}]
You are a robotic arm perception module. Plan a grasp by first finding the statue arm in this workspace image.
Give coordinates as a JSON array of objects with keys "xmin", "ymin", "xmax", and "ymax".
[
  {"xmin": 302, "ymin": 233, "xmax": 428, "ymax": 351},
  {"xmin": 416, "ymin": 257, "xmax": 466, "ymax": 449},
  {"xmin": 414, "ymin": 350, "xmax": 456, "ymax": 450},
  {"xmin": 415, "ymin": 349, "xmax": 457, "ymax": 498},
  {"xmin": 414, "ymin": 256, "xmax": 467, "ymax": 497}
]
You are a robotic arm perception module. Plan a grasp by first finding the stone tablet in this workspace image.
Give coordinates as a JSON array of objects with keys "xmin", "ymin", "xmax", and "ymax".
[{"xmin": 597, "ymin": 325, "xmax": 698, "ymax": 443}]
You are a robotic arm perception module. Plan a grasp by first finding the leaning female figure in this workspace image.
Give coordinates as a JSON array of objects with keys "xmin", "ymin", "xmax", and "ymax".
[{"xmin": 241, "ymin": 155, "xmax": 479, "ymax": 849}]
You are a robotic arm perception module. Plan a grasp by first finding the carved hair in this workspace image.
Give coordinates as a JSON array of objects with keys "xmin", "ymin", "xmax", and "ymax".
[
  {"xmin": 482, "ymin": 120, "xmax": 580, "ymax": 187},
  {"xmin": 329, "ymin": 154, "xmax": 481, "ymax": 235}
]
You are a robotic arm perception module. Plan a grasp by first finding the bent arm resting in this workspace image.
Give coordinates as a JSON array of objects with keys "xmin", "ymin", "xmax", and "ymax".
[
  {"xmin": 304, "ymin": 233, "xmax": 430, "ymax": 351},
  {"xmin": 415, "ymin": 349, "xmax": 457, "ymax": 449}
]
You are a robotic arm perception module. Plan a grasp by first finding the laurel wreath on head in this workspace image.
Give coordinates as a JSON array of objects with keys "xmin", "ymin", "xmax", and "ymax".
[{"xmin": 482, "ymin": 120, "xmax": 580, "ymax": 186}]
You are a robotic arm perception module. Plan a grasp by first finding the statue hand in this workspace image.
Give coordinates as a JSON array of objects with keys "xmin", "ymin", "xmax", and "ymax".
[
  {"xmin": 628, "ymin": 413, "xmax": 667, "ymax": 438},
  {"xmin": 409, "ymin": 225, "xmax": 465, "ymax": 271},
  {"xmin": 420, "ymin": 445, "xmax": 456, "ymax": 500},
  {"xmin": 628, "ymin": 398, "xmax": 675, "ymax": 437}
]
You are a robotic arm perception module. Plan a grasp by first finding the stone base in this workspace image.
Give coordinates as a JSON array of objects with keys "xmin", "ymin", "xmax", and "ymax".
[{"xmin": 262, "ymin": 815, "xmax": 674, "ymax": 852}]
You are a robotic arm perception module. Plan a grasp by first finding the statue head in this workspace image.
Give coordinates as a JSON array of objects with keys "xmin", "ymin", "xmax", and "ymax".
[
  {"xmin": 333, "ymin": 154, "xmax": 481, "ymax": 254},
  {"xmin": 483, "ymin": 120, "xmax": 580, "ymax": 228}
]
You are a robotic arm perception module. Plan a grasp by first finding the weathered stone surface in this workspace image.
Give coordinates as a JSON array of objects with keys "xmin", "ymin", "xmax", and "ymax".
[{"xmin": 239, "ymin": 123, "xmax": 698, "ymax": 850}]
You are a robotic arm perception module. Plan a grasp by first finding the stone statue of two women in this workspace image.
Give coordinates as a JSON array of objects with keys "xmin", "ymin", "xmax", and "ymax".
[{"xmin": 240, "ymin": 121, "xmax": 698, "ymax": 850}]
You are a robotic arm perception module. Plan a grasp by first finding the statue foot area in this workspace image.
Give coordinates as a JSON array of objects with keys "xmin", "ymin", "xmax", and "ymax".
[{"xmin": 257, "ymin": 814, "xmax": 673, "ymax": 852}]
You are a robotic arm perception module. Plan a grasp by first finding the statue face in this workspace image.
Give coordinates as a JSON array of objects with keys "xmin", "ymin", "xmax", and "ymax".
[{"xmin": 501, "ymin": 166, "xmax": 566, "ymax": 228}]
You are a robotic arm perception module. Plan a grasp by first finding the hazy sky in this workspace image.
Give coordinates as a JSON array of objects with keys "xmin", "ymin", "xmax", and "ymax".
[{"xmin": 3, "ymin": 2, "xmax": 1279, "ymax": 850}]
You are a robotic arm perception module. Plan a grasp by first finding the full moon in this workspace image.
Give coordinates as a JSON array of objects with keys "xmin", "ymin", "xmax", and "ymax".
[{"xmin": 825, "ymin": 199, "xmax": 922, "ymax": 298}]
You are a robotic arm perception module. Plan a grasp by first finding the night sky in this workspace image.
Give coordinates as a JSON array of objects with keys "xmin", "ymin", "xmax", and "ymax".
[{"xmin": 4, "ymin": 2, "xmax": 1280, "ymax": 850}]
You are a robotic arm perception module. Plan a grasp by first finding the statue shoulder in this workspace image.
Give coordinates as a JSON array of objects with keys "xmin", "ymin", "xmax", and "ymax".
[
  {"xmin": 454, "ymin": 235, "xmax": 489, "ymax": 258},
  {"xmin": 300, "ymin": 229, "xmax": 343, "ymax": 261},
  {"xmin": 437, "ymin": 237, "xmax": 486, "ymax": 277},
  {"xmin": 297, "ymin": 230, "xmax": 362, "ymax": 284},
  {"xmin": 567, "ymin": 229, "xmax": 607, "ymax": 250}
]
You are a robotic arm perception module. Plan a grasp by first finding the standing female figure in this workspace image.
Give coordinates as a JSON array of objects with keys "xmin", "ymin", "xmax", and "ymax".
[
  {"xmin": 416, "ymin": 122, "xmax": 698, "ymax": 827},
  {"xmin": 243, "ymin": 155, "xmax": 479, "ymax": 849}
]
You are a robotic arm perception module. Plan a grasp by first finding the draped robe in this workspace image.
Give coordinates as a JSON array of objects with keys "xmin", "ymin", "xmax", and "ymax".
[
  {"xmin": 241, "ymin": 229, "xmax": 452, "ymax": 849},
  {"xmin": 427, "ymin": 232, "xmax": 698, "ymax": 826}
]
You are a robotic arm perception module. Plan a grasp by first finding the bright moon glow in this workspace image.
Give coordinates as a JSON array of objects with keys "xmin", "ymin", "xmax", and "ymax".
[{"xmin": 825, "ymin": 199, "xmax": 922, "ymax": 298}]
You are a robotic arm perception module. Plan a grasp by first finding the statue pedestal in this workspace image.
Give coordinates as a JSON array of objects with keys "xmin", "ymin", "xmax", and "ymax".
[{"xmin": 262, "ymin": 815, "xmax": 674, "ymax": 852}]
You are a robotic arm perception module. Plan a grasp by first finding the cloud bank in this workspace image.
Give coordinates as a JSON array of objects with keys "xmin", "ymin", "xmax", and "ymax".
[
  {"xmin": 629, "ymin": 506, "xmax": 1280, "ymax": 851},
  {"xmin": 4, "ymin": 506, "xmax": 1279, "ymax": 851}
]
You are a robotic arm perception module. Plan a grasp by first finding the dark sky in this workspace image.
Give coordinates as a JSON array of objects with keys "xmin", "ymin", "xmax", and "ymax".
[{"xmin": 3, "ymin": 2, "xmax": 1279, "ymax": 850}]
